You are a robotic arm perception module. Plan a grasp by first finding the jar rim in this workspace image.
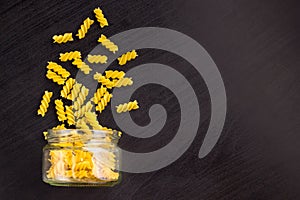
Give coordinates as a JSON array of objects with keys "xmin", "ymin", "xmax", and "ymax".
[{"xmin": 46, "ymin": 129, "xmax": 121, "ymax": 142}]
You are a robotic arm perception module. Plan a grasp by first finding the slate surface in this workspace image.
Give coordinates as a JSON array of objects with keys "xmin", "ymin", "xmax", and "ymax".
[{"xmin": 0, "ymin": 0, "xmax": 299, "ymax": 199}]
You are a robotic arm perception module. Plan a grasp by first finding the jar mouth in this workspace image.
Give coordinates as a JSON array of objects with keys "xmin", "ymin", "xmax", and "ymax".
[{"xmin": 46, "ymin": 129, "xmax": 121, "ymax": 143}]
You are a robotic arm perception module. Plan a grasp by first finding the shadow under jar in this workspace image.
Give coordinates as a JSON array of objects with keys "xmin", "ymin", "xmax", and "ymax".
[{"xmin": 42, "ymin": 129, "xmax": 121, "ymax": 187}]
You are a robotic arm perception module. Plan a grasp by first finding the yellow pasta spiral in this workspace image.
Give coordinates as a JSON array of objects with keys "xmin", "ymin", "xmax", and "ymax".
[
  {"xmin": 116, "ymin": 100, "xmax": 139, "ymax": 113},
  {"xmin": 87, "ymin": 55, "xmax": 108, "ymax": 64},
  {"xmin": 37, "ymin": 90, "xmax": 53, "ymax": 117},
  {"xmin": 93, "ymin": 86, "xmax": 108, "ymax": 104},
  {"xmin": 95, "ymin": 92, "xmax": 113, "ymax": 113},
  {"xmin": 76, "ymin": 17, "xmax": 94, "ymax": 39},
  {"xmin": 76, "ymin": 118, "xmax": 90, "ymax": 130},
  {"xmin": 84, "ymin": 112, "xmax": 102, "ymax": 130},
  {"xmin": 60, "ymin": 78, "xmax": 75, "ymax": 99},
  {"xmin": 98, "ymin": 34, "xmax": 118, "ymax": 53},
  {"xmin": 54, "ymin": 99, "xmax": 67, "ymax": 122},
  {"xmin": 74, "ymin": 101, "xmax": 93, "ymax": 119},
  {"xmin": 46, "ymin": 70, "xmax": 66, "ymax": 85},
  {"xmin": 47, "ymin": 61, "xmax": 70, "ymax": 79},
  {"xmin": 69, "ymin": 83, "xmax": 82, "ymax": 101},
  {"xmin": 73, "ymin": 86, "xmax": 89, "ymax": 110},
  {"xmin": 59, "ymin": 51, "xmax": 81, "ymax": 62},
  {"xmin": 65, "ymin": 106, "xmax": 75, "ymax": 126},
  {"xmin": 93, "ymin": 72, "xmax": 115, "ymax": 89},
  {"xmin": 52, "ymin": 33, "xmax": 73, "ymax": 44},
  {"xmin": 114, "ymin": 77, "xmax": 133, "ymax": 88},
  {"xmin": 94, "ymin": 7, "xmax": 108, "ymax": 28},
  {"xmin": 118, "ymin": 50, "xmax": 138, "ymax": 66},
  {"xmin": 104, "ymin": 70, "xmax": 125, "ymax": 79},
  {"xmin": 72, "ymin": 58, "xmax": 92, "ymax": 74}
]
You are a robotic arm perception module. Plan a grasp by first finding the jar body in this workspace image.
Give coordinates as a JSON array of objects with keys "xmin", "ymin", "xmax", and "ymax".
[{"xmin": 42, "ymin": 129, "xmax": 121, "ymax": 187}]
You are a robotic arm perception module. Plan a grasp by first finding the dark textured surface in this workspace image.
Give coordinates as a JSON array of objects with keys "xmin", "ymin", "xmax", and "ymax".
[{"xmin": 1, "ymin": 0, "xmax": 299, "ymax": 199}]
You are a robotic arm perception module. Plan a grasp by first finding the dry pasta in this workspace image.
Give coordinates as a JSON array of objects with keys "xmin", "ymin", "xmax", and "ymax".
[
  {"xmin": 114, "ymin": 77, "xmax": 133, "ymax": 88},
  {"xmin": 87, "ymin": 55, "xmax": 108, "ymax": 64},
  {"xmin": 54, "ymin": 99, "xmax": 67, "ymax": 122},
  {"xmin": 47, "ymin": 62, "xmax": 70, "ymax": 79},
  {"xmin": 93, "ymin": 72, "xmax": 115, "ymax": 89},
  {"xmin": 73, "ymin": 85, "xmax": 89, "ymax": 110},
  {"xmin": 72, "ymin": 58, "xmax": 92, "ymax": 74},
  {"xmin": 118, "ymin": 50, "xmax": 138, "ymax": 66},
  {"xmin": 95, "ymin": 92, "xmax": 113, "ymax": 113},
  {"xmin": 52, "ymin": 33, "xmax": 73, "ymax": 44},
  {"xmin": 76, "ymin": 17, "xmax": 94, "ymax": 39},
  {"xmin": 116, "ymin": 100, "xmax": 139, "ymax": 113},
  {"xmin": 93, "ymin": 7, "xmax": 108, "ymax": 28},
  {"xmin": 74, "ymin": 101, "xmax": 93, "ymax": 119},
  {"xmin": 46, "ymin": 70, "xmax": 66, "ymax": 85},
  {"xmin": 59, "ymin": 51, "xmax": 81, "ymax": 62},
  {"xmin": 61, "ymin": 78, "xmax": 75, "ymax": 99},
  {"xmin": 68, "ymin": 82, "xmax": 82, "ymax": 101},
  {"xmin": 93, "ymin": 86, "xmax": 108, "ymax": 104},
  {"xmin": 104, "ymin": 70, "xmax": 125, "ymax": 80},
  {"xmin": 65, "ymin": 106, "xmax": 75, "ymax": 126},
  {"xmin": 37, "ymin": 91, "xmax": 53, "ymax": 117},
  {"xmin": 98, "ymin": 34, "xmax": 118, "ymax": 53}
]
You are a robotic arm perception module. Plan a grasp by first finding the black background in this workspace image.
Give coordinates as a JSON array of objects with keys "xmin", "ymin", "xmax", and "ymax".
[{"xmin": 1, "ymin": 0, "xmax": 299, "ymax": 199}]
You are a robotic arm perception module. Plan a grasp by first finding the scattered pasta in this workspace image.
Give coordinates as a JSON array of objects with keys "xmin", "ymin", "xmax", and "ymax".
[
  {"xmin": 46, "ymin": 70, "xmax": 66, "ymax": 85},
  {"xmin": 76, "ymin": 17, "xmax": 94, "ymax": 39},
  {"xmin": 98, "ymin": 34, "xmax": 118, "ymax": 53},
  {"xmin": 59, "ymin": 51, "xmax": 81, "ymax": 62},
  {"xmin": 47, "ymin": 62, "xmax": 70, "ymax": 79},
  {"xmin": 37, "ymin": 91, "xmax": 53, "ymax": 117},
  {"xmin": 60, "ymin": 78, "xmax": 76, "ymax": 99},
  {"xmin": 94, "ymin": 7, "xmax": 108, "ymax": 28},
  {"xmin": 54, "ymin": 99, "xmax": 67, "ymax": 122},
  {"xmin": 53, "ymin": 33, "xmax": 73, "ymax": 44},
  {"xmin": 73, "ymin": 85, "xmax": 89, "ymax": 110},
  {"xmin": 114, "ymin": 77, "xmax": 133, "ymax": 88},
  {"xmin": 116, "ymin": 100, "xmax": 139, "ymax": 113},
  {"xmin": 87, "ymin": 55, "xmax": 108, "ymax": 64},
  {"xmin": 72, "ymin": 58, "xmax": 92, "ymax": 74},
  {"xmin": 105, "ymin": 70, "xmax": 125, "ymax": 80},
  {"xmin": 95, "ymin": 92, "xmax": 113, "ymax": 113},
  {"xmin": 93, "ymin": 72, "xmax": 115, "ymax": 89},
  {"xmin": 118, "ymin": 50, "xmax": 138, "ymax": 66},
  {"xmin": 65, "ymin": 106, "xmax": 75, "ymax": 126}
]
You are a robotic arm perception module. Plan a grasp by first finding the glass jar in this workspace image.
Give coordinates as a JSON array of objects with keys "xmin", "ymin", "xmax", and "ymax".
[{"xmin": 42, "ymin": 129, "xmax": 121, "ymax": 187}]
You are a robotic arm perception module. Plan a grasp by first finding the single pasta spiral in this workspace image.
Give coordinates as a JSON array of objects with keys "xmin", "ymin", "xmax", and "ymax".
[
  {"xmin": 47, "ymin": 62, "xmax": 70, "ymax": 79},
  {"xmin": 73, "ymin": 86, "xmax": 89, "ymax": 110},
  {"xmin": 98, "ymin": 34, "xmax": 118, "ymax": 53},
  {"xmin": 118, "ymin": 50, "xmax": 138, "ymax": 66},
  {"xmin": 72, "ymin": 58, "xmax": 92, "ymax": 74},
  {"xmin": 95, "ymin": 92, "xmax": 113, "ymax": 113},
  {"xmin": 74, "ymin": 101, "xmax": 93, "ymax": 119},
  {"xmin": 59, "ymin": 51, "xmax": 81, "ymax": 62},
  {"xmin": 93, "ymin": 7, "xmax": 108, "ymax": 28},
  {"xmin": 76, "ymin": 17, "xmax": 94, "ymax": 39},
  {"xmin": 93, "ymin": 72, "xmax": 115, "ymax": 89},
  {"xmin": 93, "ymin": 86, "xmax": 108, "ymax": 104},
  {"xmin": 69, "ymin": 83, "xmax": 82, "ymax": 101},
  {"xmin": 61, "ymin": 78, "xmax": 75, "ymax": 99},
  {"xmin": 116, "ymin": 100, "xmax": 139, "ymax": 113},
  {"xmin": 55, "ymin": 99, "xmax": 67, "ymax": 122},
  {"xmin": 104, "ymin": 70, "xmax": 125, "ymax": 79},
  {"xmin": 114, "ymin": 77, "xmax": 133, "ymax": 88},
  {"xmin": 52, "ymin": 33, "xmax": 73, "ymax": 44},
  {"xmin": 37, "ymin": 91, "xmax": 53, "ymax": 117},
  {"xmin": 46, "ymin": 70, "xmax": 66, "ymax": 85},
  {"xmin": 84, "ymin": 112, "xmax": 103, "ymax": 130},
  {"xmin": 65, "ymin": 106, "xmax": 75, "ymax": 126},
  {"xmin": 87, "ymin": 55, "xmax": 108, "ymax": 64}
]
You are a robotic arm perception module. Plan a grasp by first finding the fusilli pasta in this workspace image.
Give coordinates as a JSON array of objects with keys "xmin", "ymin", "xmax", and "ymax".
[
  {"xmin": 59, "ymin": 51, "xmax": 81, "ymax": 62},
  {"xmin": 46, "ymin": 70, "xmax": 66, "ymax": 85},
  {"xmin": 114, "ymin": 77, "xmax": 133, "ymax": 88},
  {"xmin": 87, "ymin": 55, "xmax": 108, "ymax": 64},
  {"xmin": 53, "ymin": 33, "xmax": 73, "ymax": 44},
  {"xmin": 94, "ymin": 7, "xmax": 108, "ymax": 28},
  {"xmin": 98, "ymin": 34, "xmax": 118, "ymax": 53},
  {"xmin": 37, "ymin": 91, "xmax": 53, "ymax": 117},
  {"xmin": 72, "ymin": 58, "xmax": 92, "ymax": 74},
  {"xmin": 104, "ymin": 70, "xmax": 125, "ymax": 80},
  {"xmin": 93, "ymin": 73, "xmax": 115, "ymax": 89},
  {"xmin": 95, "ymin": 92, "xmax": 113, "ymax": 113},
  {"xmin": 76, "ymin": 18, "xmax": 94, "ymax": 39},
  {"xmin": 65, "ymin": 106, "xmax": 75, "ymax": 126},
  {"xmin": 47, "ymin": 62, "xmax": 70, "ymax": 79},
  {"xmin": 61, "ymin": 78, "xmax": 76, "ymax": 99},
  {"xmin": 116, "ymin": 100, "xmax": 139, "ymax": 113},
  {"xmin": 118, "ymin": 50, "xmax": 138, "ymax": 66},
  {"xmin": 55, "ymin": 99, "xmax": 67, "ymax": 122}
]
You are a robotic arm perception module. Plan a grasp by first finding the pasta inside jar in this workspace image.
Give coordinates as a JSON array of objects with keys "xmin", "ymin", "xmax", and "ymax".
[{"xmin": 42, "ymin": 129, "xmax": 121, "ymax": 187}]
